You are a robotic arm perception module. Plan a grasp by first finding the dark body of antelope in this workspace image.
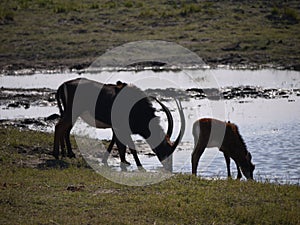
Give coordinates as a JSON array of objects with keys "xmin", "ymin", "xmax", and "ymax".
[
  {"xmin": 192, "ymin": 118, "xmax": 255, "ymax": 179},
  {"xmin": 53, "ymin": 78, "xmax": 184, "ymax": 170}
]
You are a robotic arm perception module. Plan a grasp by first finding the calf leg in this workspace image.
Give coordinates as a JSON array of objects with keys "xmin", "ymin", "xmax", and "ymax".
[
  {"xmin": 223, "ymin": 153, "xmax": 232, "ymax": 178},
  {"xmin": 191, "ymin": 142, "xmax": 206, "ymax": 176},
  {"xmin": 235, "ymin": 162, "xmax": 242, "ymax": 180}
]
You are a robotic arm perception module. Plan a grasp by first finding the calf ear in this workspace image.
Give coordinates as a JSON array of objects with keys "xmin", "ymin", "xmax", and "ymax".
[{"xmin": 246, "ymin": 152, "xmax": 252, "ymax": 161}]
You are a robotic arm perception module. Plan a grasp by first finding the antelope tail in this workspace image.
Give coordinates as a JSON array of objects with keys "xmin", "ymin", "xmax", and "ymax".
[{"xmin": 56, "ymin": 83, "xmax": 67, "ymax": 117}]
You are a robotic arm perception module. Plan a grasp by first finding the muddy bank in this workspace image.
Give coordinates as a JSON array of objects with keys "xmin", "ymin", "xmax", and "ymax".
[
  {"xmin": 1, "ymin": 53, "xmax": 300, "ymax": 75},
  {"xmin": 0, "ymin": 87, "xmax": 56, "ymax": 108},
  {"xmin": 1, "ymin": 85, "xmax": 299, "ymax": 113}
]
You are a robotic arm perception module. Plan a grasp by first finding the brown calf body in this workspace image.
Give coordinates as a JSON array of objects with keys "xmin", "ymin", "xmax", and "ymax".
[{"xmin": 192, "ymin": 118, "xmax": 255, "ymax": 179}]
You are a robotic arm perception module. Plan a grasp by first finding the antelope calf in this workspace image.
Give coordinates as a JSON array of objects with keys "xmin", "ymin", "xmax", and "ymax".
[{"xmin": 192, "ymin": 118, "xmax": 255, "ymax": 180}]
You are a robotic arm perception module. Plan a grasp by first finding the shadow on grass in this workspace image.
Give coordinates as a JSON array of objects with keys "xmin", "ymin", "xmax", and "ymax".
[{"xmin": 37, "ymin": 159, "xmax": 70, "ymax": 170}]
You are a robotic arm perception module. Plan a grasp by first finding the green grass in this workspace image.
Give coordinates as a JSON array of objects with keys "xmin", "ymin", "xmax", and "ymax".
[
  {"xmin": 0, "ymin": 0, "xmax": 299, "ymax": 70},
  {"xmin": 0, "ymin": 126, "xmax": 299, "ymax": 224}
]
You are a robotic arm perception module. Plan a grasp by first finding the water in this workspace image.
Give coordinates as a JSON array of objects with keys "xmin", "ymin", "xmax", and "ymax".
[
  {"xmin": 1, "ymin": 68, "xmax": 300, "ymax": 89},
  {"xmin": 220, "ymin": 98, "xmax": 300, "ymax": 184},
  {"xmin": 1, "ymin": 69, "xmax": 300, "ymax": 184}
]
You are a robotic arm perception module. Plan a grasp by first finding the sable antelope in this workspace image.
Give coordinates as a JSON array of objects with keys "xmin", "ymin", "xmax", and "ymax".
[
  {"xmin": 101, "ymin": 95, "xmax": 176, "ymax": 166},
  {"xmin": 54, "ymin": 78, "xmax": 185, "ymax": 170},
  {"xmin": 192, "ymin": 118, "xmax": 255, "ymax": 179}
]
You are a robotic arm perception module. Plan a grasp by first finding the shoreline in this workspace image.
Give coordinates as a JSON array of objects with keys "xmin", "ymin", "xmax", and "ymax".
[{"xmin": 1, "ymin": 61, "xmax": 300, "ymax": 76}]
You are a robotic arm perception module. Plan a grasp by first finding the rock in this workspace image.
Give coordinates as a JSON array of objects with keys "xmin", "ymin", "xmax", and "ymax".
[
  {"xmin": 291, "ymin": 64, "xmax": 300, "ymax": 71},
  {"xmin": 67, "ymin": 184, "xmax": 85, "ymax": 192},
  {"xmin": 45, "ymin": 114, "xmax": 60, "ymax": 121},
  {"xmin": 7, "ymin": 101, "xmax": 30, "ymax": 109},
  {"xmin": 221, "ymin": 42, "xmax": 241, "ymax": 51},
  {"xmin": 7, "ymin": 101, "xmax": 21, "ymax": 108}
]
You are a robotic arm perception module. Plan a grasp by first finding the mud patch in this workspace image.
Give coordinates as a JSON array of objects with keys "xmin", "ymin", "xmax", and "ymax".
[{"xmin": 0, "ymin": 87, "xmax": 56, "ymax": 109}]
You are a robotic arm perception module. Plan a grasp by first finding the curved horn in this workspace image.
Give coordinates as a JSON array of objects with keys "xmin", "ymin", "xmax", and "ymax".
[
  {"xmin": 150, "ymin": 96, "xmax": 173, "ymax": 138},
  {"xmin": 171, "ymin": 99, "xmax": 185, "ymax": 150}
]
